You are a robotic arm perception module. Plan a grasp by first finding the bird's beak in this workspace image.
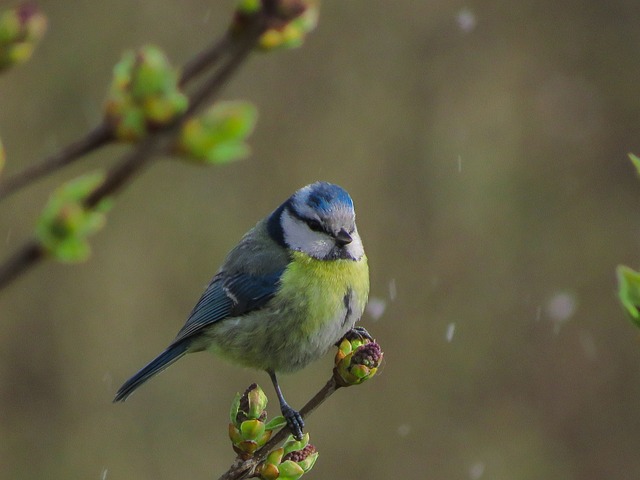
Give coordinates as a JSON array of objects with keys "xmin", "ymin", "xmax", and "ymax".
[{"xmin": 334, "ymin": 229, "xmax": 353, "ymax": 246}]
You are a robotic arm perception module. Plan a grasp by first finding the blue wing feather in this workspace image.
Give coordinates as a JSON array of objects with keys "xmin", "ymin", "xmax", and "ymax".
[{"xmin": 171, "ymin": 270, "xmax": 284, "ymax": 345}]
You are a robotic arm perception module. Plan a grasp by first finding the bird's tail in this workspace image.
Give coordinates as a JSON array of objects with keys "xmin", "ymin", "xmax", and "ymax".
[{"xmin": 113, "ymin": 341, "xmax": 189, "ymax": 402}]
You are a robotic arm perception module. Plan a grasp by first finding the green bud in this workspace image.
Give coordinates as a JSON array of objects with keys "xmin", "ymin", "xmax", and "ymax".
[
  {"xmin": 257, "ymin": 435, "xmax": 318, "ymax": 480},
  {"xmin": 176, "ymin": 101, "xmax": 257, "ymax": 164},
  {"xmin": 282, "ymin": 433, "xmax": 309, "ymax": 456},
  {"xmin": 236, "ymin": 0, "xmax": 261, "ymax": 14},
  {"xmin": 277, "ymin": 460, "xmax": 304, "ymax": 480},
  {"xmin": 35, "ymin": 172, "xmax": 111, "ymax": 263},
  {"xmin": 142, "ymin": 92, "xmax": 189, "ymax": 125},
  {"xmin": 229, "ymin": 384, "xmax": 275, "ymax": 457},
  {"xmin": 240, "ymin": 418, "xmax": 266, "ymax": 440},
  {"xmin": 104, "ymin": 45, "xmax": 188, "ymax": 141},
  {"xmin": 257, "ymin": 1, "xmax": 318, "ymax": 51},
  {"xmin": 283, "ymin": 444, "xmax": 318, "ymax": 469},
  {"xmin": 617, "ymin": 265, "xmax": 640, "ymax": 328},
  {"xmin": 130, "ymin": 46, "xmax": 180, "ymax": 100},
  {"xmin": 0, "ymin": 3, "xmax": 47, "ymax": 71},
  {"xmin": 258, "ymin": 462, "xmax": 280, "ymax": 480},
  {"xmin": 334, "ymin": 337, "xmax": 383, "ymax": 387},
  {"xmin": 266, "ymin": 447, "xmax": 284, "ymax": 466}
]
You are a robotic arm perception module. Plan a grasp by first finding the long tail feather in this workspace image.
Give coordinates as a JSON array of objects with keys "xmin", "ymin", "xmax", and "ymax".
[{"xmin": 113, "ymin": 342, "xmax": 189, "ymax": 402}]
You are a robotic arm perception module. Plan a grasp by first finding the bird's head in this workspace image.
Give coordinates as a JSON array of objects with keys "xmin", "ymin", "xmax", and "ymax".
[{"xmin": 267, "ymin": 182, "xmax": 364, "ymax": 261}]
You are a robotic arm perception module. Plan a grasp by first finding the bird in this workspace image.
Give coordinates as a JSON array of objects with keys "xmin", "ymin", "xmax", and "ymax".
[{"xmin": 113, "ymin": 181, "xmax": 370, "ymax": 439}]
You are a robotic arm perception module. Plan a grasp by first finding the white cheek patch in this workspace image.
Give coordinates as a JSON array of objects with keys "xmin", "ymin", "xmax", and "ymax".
[
  {"xmin": 345, "ymin": 230, "xmax": 365, "ymax": 260},
  {"xmin": 281, "ymin": 209, "xmax": 334, "ymax": 258}
]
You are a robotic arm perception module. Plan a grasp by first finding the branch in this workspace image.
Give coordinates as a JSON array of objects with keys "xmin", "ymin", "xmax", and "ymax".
[
  {"xmin": 0, "ymin": 13, "xmax": 267, "ymax": 291},
  {"xmin": 218, "ymin": 377, "xmax": 342, "ymax": 480},
  {"xmin": 0, "ymin": 240, "xmax": 43, "ymax": 291},
  {"xmin": 0, "ymin": 24, "xmax": 234, "ymax": 201},
  {"xmin": 0, "ymin": 123, "xmax": 112, "ymax": 201},
  {"xmin": 180, "ymin": 33, "xmax": 232, "ymax": 88}
]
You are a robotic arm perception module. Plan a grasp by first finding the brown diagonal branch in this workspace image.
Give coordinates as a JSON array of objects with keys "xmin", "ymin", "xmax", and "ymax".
[
  {"xmin": 0, "ymin": 24, "xmax": 234, "ymax": 202},
  {"xmin": 218, "ymin": 377, "xmax": 342, "ymax": 480},
  {"xmin": 0, "ymin": 122, "xmax": 113, "ymax": 201},
  {"xmin": 0, "ymin": 14, "xmax": 267, "ymax": 292}
]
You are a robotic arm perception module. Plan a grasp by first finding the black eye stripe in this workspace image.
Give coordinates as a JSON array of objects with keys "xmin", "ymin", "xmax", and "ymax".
[{"xmin": 306, "ymin": 219, "xmax": 324, "ymax": 232}]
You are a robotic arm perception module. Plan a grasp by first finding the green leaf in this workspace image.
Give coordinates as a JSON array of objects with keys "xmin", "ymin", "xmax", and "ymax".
[
  {"xmin": 265, "ymin": 416, "xmax": 288, "ymax": 430},
  {"xmin": 230, "ymin": 392, "xmax": 242, "ymax": 424},
  {"xmin": 277, "ymin": 460, "xmax": 304, "ymax": 480},
  {"xmin": 283, "ymin": 433, "xmax": 309, "ymax": 456},
  {"xmin": 617, "ymin": 265, "xmax": 640, "ymax": 327}
]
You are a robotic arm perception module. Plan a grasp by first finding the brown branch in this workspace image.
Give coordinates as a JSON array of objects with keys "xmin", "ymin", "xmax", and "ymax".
[
  {"xmin": 0, "ymin": 122, "xmax": 113, "ymax": 201},
  {"xmin": 85, "ymin": 22, "xmax": 262, "ymax": 209},
  {"xmin": 0, "ymin": 240, "xmax": 44, "ymax": 291},
  {"xmin": 180, "ymin": 33, "xmax": 232, "ymax": 88},
  {"xmin": 218, "ymin": 377, "xmax": 342, "ymax": 480},
  {"xmin": 0, "ymin": 23, "xmax": 235, "ymax": 202},
  {"xmin": 0, "ymin": 12, "xmax": 267, "ymax": 291}
]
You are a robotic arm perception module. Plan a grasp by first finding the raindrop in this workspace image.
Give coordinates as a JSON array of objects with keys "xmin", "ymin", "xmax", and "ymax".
[
  {"xmin": 545, "ymin": 291, "xmax": 577, "ymax": 334},
  {"xmin": 366, "ymin": 297, "xmax": 387, "ymax": 321},
  {"xmin": 469, "ymin": 462, "xmax": 485, "ymax": 479},
  {"xmin": 456, "ymin": 8, "xmax": 477, "ymax": 33},
  {"xmin": 446, "ymin": 322, "xmax": 456, "ymax": 342},
  {"xmin": 388, "ymin": 279, "xmax": 397, "ymax": 301}
]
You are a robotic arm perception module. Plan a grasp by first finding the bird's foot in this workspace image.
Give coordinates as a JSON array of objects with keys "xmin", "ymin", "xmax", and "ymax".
[
  {"xmin": 281, "ymin": 403, "xmax": 305, "ymax": 440},
  {"xmin": 338, "ymin": 326, "xmax": 374, "ymax": 345}
]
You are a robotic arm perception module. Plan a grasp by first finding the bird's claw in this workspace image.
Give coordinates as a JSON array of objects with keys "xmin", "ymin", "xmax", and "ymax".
[{"xmin": 281, "ymin": 404, "xmax": 305, "ymax": 440}]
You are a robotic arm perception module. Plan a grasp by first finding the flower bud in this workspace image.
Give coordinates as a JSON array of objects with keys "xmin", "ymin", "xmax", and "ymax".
[
  {"xmin": 228, "ymin": 384, "xmax": 275, "ymax": 457},
  {"xmin": 104, "ymin": 45, "xmax": 188, "ymax": 141},
  {"xmin": 35, "ymin": 172, "xmax": 111, "ymax": 263},
  {"xmin": 232, "ymin": 0, "xmax": 318, "ymax": 51},
  {"xmin": 257, "ymin": 434, "xmax": 318, "ymax": 480},
  {"xmin": 175, "ymin": 101, "xmax": 257, "ymax": 164},
  {"xmin": 0, "ymin": 3, "xmax": 47, "ymax": 71},
  {"xmin": 334, "ymin": 337, "xmax": 383, "ymax": 387}
]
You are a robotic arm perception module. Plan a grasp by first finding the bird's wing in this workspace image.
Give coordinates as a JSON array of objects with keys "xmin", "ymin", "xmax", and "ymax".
[{"xmin": 170, "ymin": 269, "xmax": 284, "ymax": 345}]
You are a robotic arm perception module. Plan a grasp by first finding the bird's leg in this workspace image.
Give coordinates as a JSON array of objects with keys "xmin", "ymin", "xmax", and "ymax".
[
  {"xmin": 336, "ymin": 325, "xmax": 374, "ymax": 346},
  {"xmin": 267, "ymin": 369, "xmax": 304, "ymax": 440}
]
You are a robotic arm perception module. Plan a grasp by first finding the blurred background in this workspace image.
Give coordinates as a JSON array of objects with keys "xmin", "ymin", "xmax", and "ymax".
[{"xmin": 1, "ymin": 0, "xmax": 640, "ymax": 478}]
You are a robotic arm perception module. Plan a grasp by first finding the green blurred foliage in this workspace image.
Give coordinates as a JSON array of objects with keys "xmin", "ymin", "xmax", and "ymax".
[
  {"xmin": 35, "ymin": 172, "xmax": 110, "ymax": 262},
  {"xmin": 2, "ymin": 1, "xmax": 640, "ymax": 480},
  {"xmin": 177, "ymin": 101, "xmax": 258, "ymax": 164},
  {"xmin": 616, "ymin": 265, "xmax": 640, "ymax": 327},
  {"xmin": 0, "ymin": 3, "xmax": 47, "ymax": 72},
  {"xmin": 105, "ymin": 45, "xmax": 188, "ymax": 141}
]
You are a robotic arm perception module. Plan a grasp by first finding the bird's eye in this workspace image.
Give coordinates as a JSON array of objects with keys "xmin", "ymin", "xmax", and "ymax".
[{"xmin": 306, "ymin": 219, "xmax": 324, "ymax": 233}]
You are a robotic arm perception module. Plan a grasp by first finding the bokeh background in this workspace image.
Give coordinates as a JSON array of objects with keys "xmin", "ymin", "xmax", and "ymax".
[{"xmin": 2, "ymin": 0, "xmax": 640, "ymax": 478}]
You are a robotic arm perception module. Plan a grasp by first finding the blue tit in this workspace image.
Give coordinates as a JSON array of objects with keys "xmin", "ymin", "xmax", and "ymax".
[{"xmin": 114, "ymin": 181, "xmax": 370, "ymax": 439}]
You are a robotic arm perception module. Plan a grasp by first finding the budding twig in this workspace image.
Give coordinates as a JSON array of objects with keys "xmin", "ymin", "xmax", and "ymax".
[
  {"xmin": 0, "ymin": 123, "xmax": 112, "ymax": 201},
  {"xmin": 0, "ymin": 10, "xmax": 268, "ymax": 292},
  {"xmin": 217, "ymin": 377, "xmax": 342, "ymax": 480}
]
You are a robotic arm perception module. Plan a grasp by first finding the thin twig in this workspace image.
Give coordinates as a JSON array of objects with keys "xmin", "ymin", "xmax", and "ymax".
[
  {"xmin": 0, "ymin": 14, "xmax": 266, "ymax": 291},
  {"xmin": 0, "ymin": 240, "xmax": 43, "ymax": 291},
  {"xmin": 0, "ymin": 26, "xmax": 235, "ymax": 201},
  {"xmin": 218, "ymin": 377, "xmax": 342, "ymax": 480},
  {"xmin": 85, "ymin": 23, "xmax": 262, "ymax": 209},
  {"xmin": 0, "ymin": 122, "xmax": 113, "ymax": 201},
  {"xmin": 180, "ymin": 33, "xmax": 232, "ymax": 87}
]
